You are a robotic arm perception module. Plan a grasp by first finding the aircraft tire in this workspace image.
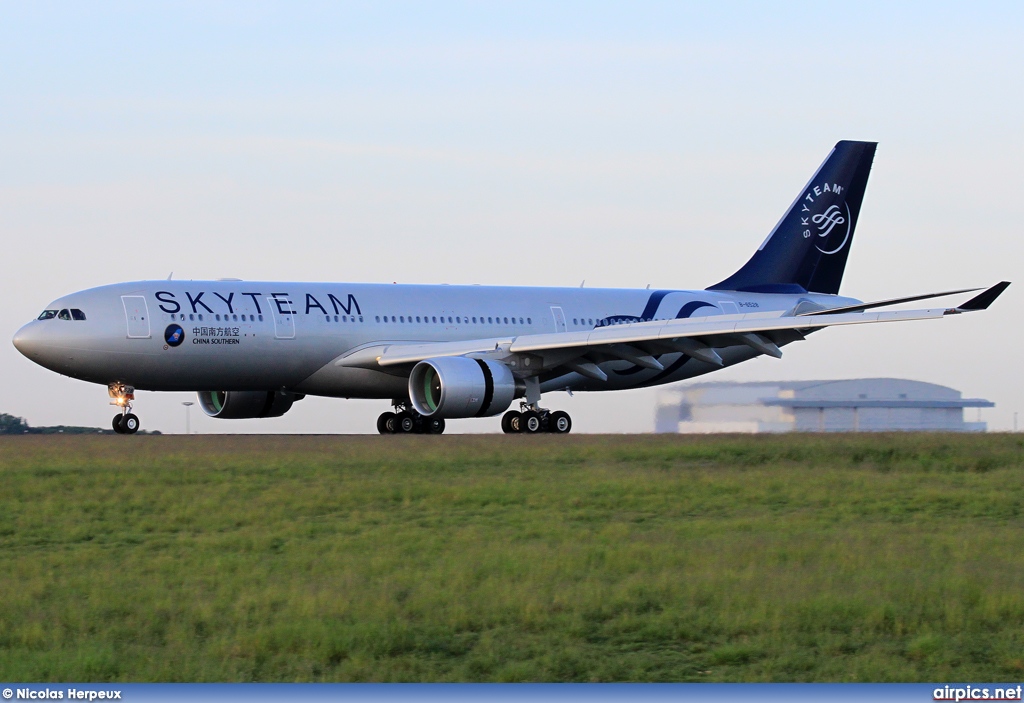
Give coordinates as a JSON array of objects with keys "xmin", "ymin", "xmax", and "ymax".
[
  {"xmin": 426, "ymin": 417, "xmax": 445, "ymax": 435},
  {"xmin": 549, "ymin": 410, "xmax": 572, "ymax": 434},
  {"xmin": 122, "ymin": 413, "xmax": 140, "ymax": 434},
  {"xmin": 501, "ymin": 411, "xmax": 522, "ymax": 434},
  {"xmin": 377, "ymin": 411, "xmax": 397, "ymax": 434},
  {"xmin": 397, "ymin": 412, "xmax": 417, "ymax": 434},
  {"xmin": 112, "ymin": 414, "xmax": 126, "ymax": 434},
  {"xmin": 523, "ymin": 411, "xmax": 543, "ymax": 434}
]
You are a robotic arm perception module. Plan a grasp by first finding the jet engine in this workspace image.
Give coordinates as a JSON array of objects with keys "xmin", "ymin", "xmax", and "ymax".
[
  {"xmin": 197, "ymin": 390, "xmax": 303, "ymax": 419},
  {"xmin": 409, "ymin": 357, "xmax": 519, "ymax": 418}
]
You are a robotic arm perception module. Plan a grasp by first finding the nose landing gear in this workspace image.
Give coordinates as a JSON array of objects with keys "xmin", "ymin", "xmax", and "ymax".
[
  {"xmin": 501, "ymin": 404, "xmax": 572, "ymax": 434},
  {"xmin": 109, "ymin": 384, "xmax": 140, "ymax": 435}
]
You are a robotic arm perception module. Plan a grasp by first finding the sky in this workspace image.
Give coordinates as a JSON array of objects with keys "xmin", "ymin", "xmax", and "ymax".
[{"xmin": 1, "ymin": 1, "xmax": 1021, "ymax": 434}]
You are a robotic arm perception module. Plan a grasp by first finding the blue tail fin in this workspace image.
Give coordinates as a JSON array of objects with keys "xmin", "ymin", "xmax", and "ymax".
[{"xmin": 709, "ymin": 140, "xmax": 877, "ymax": 295}]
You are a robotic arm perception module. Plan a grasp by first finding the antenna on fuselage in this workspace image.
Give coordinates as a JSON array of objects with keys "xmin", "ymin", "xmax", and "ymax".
[{"xmin": 167, "ymin": 272, "xmax": 173, "ymax": 280}]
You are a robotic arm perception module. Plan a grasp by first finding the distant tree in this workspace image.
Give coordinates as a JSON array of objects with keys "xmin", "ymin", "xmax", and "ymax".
[{"xmin": 0, "ymin": 413, "xmax": 30, "ymax": 434}]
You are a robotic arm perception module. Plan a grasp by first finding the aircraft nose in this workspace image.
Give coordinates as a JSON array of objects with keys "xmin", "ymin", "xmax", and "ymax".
[{"xmin": 12, "ymin": 322, "xmax": 42, "ymax": 360}]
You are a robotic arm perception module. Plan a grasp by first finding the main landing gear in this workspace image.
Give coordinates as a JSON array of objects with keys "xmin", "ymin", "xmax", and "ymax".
[
  {"xmin": 377, "ymin": 403, "xmax": 446, "ymax": 435},
  {"xmin": 109, "ymin": 383, "xmax": 140, "ymax": 435},
  {"xmin": 501, "ymin": 404, "xmax": 572, "ymax": 434}
]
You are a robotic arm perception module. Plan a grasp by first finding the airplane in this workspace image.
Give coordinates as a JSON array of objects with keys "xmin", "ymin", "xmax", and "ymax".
[{"xmin": 11, "ymin": 140, "xmax": 1010, "ymax": 435}]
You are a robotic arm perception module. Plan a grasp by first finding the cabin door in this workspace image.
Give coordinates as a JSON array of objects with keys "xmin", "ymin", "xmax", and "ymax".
[
  {"xmin": 550, "ymin": 306, "xmax": 567, "ymax": 333},
  {"xmin": 268, "ymin": 297, "xmax": 296, "ymax": 339},
  {"xmin": 121, "ymin": 295, "xmax": 151, "ymax": 339}
]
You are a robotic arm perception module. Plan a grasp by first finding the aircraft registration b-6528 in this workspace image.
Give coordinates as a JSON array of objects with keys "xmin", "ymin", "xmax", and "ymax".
[{"xmin": 12, "ymin": 141, "xmax": 1010, "ymax": 435}]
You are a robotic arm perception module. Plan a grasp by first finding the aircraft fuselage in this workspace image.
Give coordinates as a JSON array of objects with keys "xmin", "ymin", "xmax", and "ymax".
[{"xmin": 13, "ymin": 280, "xmax": 857, "ymax": 398}]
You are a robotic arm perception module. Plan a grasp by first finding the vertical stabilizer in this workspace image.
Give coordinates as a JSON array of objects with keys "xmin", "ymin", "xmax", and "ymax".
[{"xmin": 709, "ymin": 140, "xmax": 877, "ymax": 295}]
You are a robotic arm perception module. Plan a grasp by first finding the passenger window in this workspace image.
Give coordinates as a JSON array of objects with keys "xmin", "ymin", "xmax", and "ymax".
[
  {"xmin": 503, "ymin": 317, "xmax": 509, "ymax": 324},
  {"xmin": 58, "ymin": 309, "xmax": 71, "ymax": 320},
  {"xmin": 37, "ymin": 310, "xmax": 58, "ymax": 320},
  {"xmin": 71, "ymin": 309, "xmax": 87, "ymax": 321},
  {"xmin": 527, "ymin": 317, "xmax": 532, "ymax": 324}
]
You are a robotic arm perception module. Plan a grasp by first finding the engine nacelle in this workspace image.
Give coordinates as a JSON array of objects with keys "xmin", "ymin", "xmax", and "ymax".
[
  {"xmin": 197, "ymin": 390, "xmax": 302, "ymax": 419},
  {"xmin": 409, "ymin": 357, "xmax": 518, "ymax": 418}
]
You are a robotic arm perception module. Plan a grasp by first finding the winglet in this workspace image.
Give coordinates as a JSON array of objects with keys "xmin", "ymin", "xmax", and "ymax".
[{"xmin": 956, "ymin": 281, "xmax": 1011, "ymax": 311}]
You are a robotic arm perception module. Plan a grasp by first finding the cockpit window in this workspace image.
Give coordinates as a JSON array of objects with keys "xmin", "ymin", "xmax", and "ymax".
[
  {"xmin": 37, "ymin": 310, "xmax": 58, "ymax": 320},
  {"xmin": 71, "ymin": 309, "xmax": 87, "ymax": 321},
  {"xmin": 57, "ymin": 309, "xmax": 71, "ymax": 320}
]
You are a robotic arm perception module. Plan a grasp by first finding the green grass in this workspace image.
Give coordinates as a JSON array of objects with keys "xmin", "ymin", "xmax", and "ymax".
[{"xmin": 1, "ymin": 433, "xmax": 1023, "ymax": 682}]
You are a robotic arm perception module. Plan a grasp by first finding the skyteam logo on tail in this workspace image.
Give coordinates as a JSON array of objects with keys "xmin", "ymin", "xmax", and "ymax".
[
  {"xmin": 800, "ymin": 183, "xmax": 852, "ymax": 255},
  {"xmin": 813, "ymin": 205, "xmax": 845, "ymax": 237}
]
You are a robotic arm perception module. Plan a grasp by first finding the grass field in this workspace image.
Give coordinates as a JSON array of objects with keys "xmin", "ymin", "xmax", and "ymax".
[{"xmin": 1, "ymin": 433, "xmax": 1023, "ymax": 682}]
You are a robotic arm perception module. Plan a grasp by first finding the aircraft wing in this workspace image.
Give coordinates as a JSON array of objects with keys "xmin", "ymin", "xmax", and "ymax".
[{"xmin": 337, "ymin": 282, "xmax": 1010, "ymax": 378}]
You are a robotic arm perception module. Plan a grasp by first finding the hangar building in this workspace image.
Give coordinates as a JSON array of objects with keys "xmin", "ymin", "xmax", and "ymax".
[{"xmin": 654, "ymin": 379, "xmax": 993, "ymax": 433}]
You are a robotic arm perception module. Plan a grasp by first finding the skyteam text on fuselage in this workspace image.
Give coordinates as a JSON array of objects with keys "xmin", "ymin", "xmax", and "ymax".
[{"xmin": 12, "ymin": 141, "xmax": 1010, "ymax": 434}]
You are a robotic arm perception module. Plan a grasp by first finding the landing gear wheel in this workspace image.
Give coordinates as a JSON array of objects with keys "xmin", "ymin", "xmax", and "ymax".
[
  {"xmin": 502, "ymin": 410, "xmax": 522, "ymax": 434},
  {"xmin": 397, "ymin": 412, "xmax": 417, "ymax": 434},
  {"xmin": 425, "ymin": 417, "xmax": 446, "ymax": 435},
  {"xmin": 522, "ymin": 411, "xmax": 543, "ymax": 434},
  {"xmin": 112, "ymin": 414, "xmax": 126, "ymax": 434},
  {"xmin": 549, "ymin": 410, "xmax": 571, "ymax": 434},
  {"xmin": 377, "ymin": 411, "xmax": 397, "ymax": 434},
  {"xmin": 122, "ymin": 413, "xmax": 140, "ymax": 434}
]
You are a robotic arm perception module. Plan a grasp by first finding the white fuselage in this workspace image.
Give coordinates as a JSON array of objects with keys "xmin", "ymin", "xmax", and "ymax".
[{"xmin": 12, "ymin": 280, "xmax": 859, "ymax": 399}]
